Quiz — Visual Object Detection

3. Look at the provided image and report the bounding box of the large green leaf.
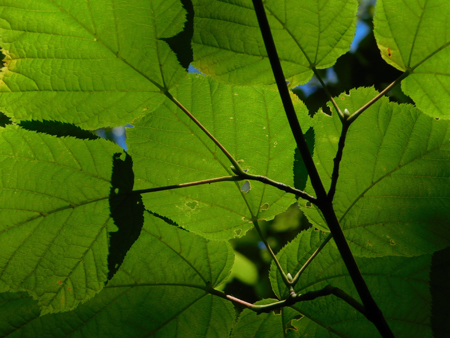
[127,74,309,239]
[0,125,121,313]
[0,0,188,129]
[299,87,450,257]
[192,0,357,87]
[374,0,450,119]
[0,213,236,338]
[270,228,435,338]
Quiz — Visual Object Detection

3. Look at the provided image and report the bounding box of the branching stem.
[252,1,395,337]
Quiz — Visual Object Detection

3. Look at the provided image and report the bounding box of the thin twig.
[128,176,242,195]
[295,286,367,317]
[291,233,332,287]
[347,71,410,124]
[312,67,344,120]
[245,174,317,204]
[253,220,291,287]
[165,92,248,176]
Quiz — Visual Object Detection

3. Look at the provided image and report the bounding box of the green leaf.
[300,87,450,257]
[0,213,236,337]
[271,230,435,337]
[127,74,309,239]
[0,292,40,337]
[231,299,302,338]
[374,0,450,119]
[0,0,188,129]
[0,125,121,313]
[192,0,357,87]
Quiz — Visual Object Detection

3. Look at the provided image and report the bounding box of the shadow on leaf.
[108,152,144,280]
[294,127,315,192]
[19,120,100,140]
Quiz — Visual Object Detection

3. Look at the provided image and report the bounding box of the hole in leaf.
[240,181,251,193]
[260,203,270,211]
[286,315,303,333]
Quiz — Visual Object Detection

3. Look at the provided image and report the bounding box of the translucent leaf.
[0,125,121,313]
[374,0,450,119]
[299,87,450,257]
[0,0,188,129]
[192,0,357,87]
[127,74,310,239]
[270,229,435,338]
[0,213,235,338]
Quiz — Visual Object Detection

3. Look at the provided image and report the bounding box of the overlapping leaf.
[374,0,450,119]
[0,213,235,338]
[192,0,357,87]
[127,74,309,239]
[269,228,435,338]
[0,125,121,313]
[299,87,450,257]
[0,0,188,129]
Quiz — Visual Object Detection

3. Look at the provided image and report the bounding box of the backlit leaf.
[0,213,235,337]
[0,0,188,129]
[374,0,450,119]
[127,74,310,239]
[270,229,435,337]
[0,125,121,313]
[299,87,450,257]
[192,0,357,87]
